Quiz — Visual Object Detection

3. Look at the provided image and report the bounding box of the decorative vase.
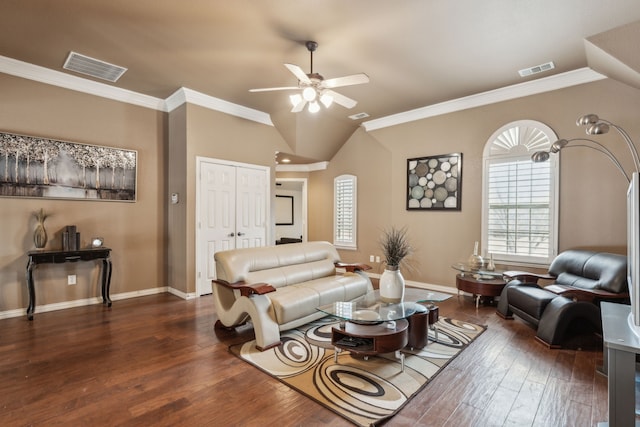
[33,208,48,249]
[379,266,405,303]
[467,241,484,270]
[486,253,495,271]
[34,223,47,249]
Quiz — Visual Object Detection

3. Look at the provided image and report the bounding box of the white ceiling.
[1,1,640,163]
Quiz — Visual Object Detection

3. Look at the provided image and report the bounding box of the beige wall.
[304,127,393,273]
[167,104,188,293]
[2,70,638,313]
[307,78,640,289]
[0,74,166,312]
[166,103,290,294]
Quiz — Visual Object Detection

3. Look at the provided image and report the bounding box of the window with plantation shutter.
[482,120,559,266]
[334,174,357,249]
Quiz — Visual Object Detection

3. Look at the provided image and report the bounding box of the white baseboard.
[0,286,170,320]
[0,279,454,320]
[405,280,456,296]
[167,287,198,300]
[366,272,456,296]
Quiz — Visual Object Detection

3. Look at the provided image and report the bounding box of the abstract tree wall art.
[0,131,137,201]
[407,153,462,210]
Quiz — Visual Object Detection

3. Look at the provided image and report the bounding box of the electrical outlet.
[376,256,381,263]
[68,274,76,285]
[369,255,375,262]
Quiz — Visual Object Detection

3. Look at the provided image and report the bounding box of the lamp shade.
[586,122,610,135]
[320,92,333,108]
[308,101,320,113]
[302,87,316,102]
[289,94,302,107]
[531,151,550,162]
[576,114,599,126]
[550,139,569,153]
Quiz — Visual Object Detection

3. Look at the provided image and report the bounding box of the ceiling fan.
[249,41,369,113]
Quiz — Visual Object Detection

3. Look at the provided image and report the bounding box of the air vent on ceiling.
[349,112,370,120]
[63,51,127,82]
[518,61,555,78]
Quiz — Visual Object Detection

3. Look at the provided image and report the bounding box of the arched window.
[334,174,357,249]
[482,120,559,266]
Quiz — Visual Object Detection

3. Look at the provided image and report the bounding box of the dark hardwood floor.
[0,291,609,426]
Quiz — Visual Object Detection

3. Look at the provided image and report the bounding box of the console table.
[26,247,113,320]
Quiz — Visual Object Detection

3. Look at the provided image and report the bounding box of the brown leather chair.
[496,250,628,348]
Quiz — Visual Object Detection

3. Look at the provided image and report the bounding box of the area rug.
[229,316,486,426]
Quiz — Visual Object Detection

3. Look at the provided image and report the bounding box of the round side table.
[455,273,506,308]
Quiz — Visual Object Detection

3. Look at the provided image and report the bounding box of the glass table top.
[316,287,451,324]
[451,262,506,280]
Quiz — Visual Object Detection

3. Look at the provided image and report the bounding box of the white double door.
[196,158,268,296]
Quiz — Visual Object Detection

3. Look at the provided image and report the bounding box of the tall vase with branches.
[379,226,412,303]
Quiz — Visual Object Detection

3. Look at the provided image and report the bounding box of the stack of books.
[62,225,81,251]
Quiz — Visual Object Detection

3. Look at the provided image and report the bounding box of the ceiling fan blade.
[284,63,311,84]
[325,90,357,109]
[322,73,369,89]
[249,86,299,92]
[291,99,307,113]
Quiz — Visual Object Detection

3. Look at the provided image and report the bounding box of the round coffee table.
[455,273,506,307]
[332,319,409,371]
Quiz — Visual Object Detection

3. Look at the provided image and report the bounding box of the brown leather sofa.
[496,250,628,347]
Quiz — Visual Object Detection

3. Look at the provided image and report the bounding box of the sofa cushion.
[267,273,370,324]
[215,241,340,286]
[507,286,557,320]
[549,250,627,293]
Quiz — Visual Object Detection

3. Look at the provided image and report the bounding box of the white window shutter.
[334,175,357,249]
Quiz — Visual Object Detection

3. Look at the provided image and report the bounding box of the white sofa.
[212,241,373,350]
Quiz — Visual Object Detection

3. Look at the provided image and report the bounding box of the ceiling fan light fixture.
[302,87,317,102]
[250,41,368,114]
[290,94,302,107]
[308,101,320,113]
[320,93,333,108]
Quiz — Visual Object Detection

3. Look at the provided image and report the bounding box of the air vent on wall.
[518,61,555,78]
[63,51,127,82]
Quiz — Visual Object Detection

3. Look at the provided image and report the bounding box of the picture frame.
[407,153,462,210]
[0,131,137,201]
[275,195,294,225]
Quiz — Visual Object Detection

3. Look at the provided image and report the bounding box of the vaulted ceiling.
[1,1,640,163]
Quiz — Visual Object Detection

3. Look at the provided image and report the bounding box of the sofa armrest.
[212,279,276,298]
[544,284,630,302]
[503,270,555,283]
[335,262,372,273]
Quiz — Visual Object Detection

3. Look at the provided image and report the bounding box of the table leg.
[395,350,405,372]
[101,258,112,307]
[425,311,430,346]
[25,259,35,320]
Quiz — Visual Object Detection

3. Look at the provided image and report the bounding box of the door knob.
[237,232,245,236]
[228,232,235,237]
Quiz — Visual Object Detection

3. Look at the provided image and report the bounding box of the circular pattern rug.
[230,316,486,426]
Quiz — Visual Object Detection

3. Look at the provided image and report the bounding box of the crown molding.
[0,55,273,126]
[361,67,607,132]
[275,161,329,172]
[0,55,166,110]
[1,54,603,131]
[166,88,273,126]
